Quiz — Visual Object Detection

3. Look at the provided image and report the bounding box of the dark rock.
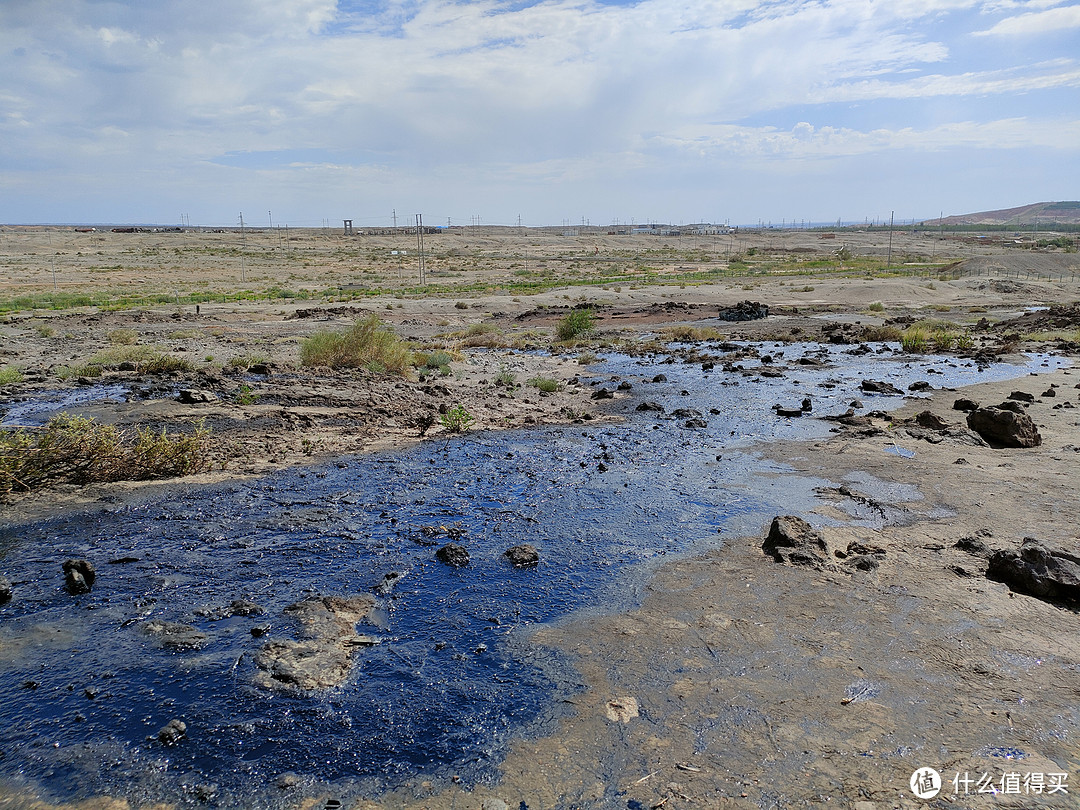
[63,559,96,594]
[797,356,826,367]
[987,538,1080,604]
[177,389,218,404]
[248,363,271,376]
[651,374,668,383]
[801,397,813,412]
[908,381,933,392]
[684,418,708,429]
[954,536,992,557]
[966,407,1041,448]
[436,544,470,568]
[0,575,11,605]
[773,406,803,418]
[914,411,950,431]
[1006,390,1035,403]
[157,719,187,745]
[590,388,614,400]
[504,544,539,568]
[850,399,864,409]
[717,300,769,321]
[617,381,632,390]
[860,379,903,395]
[635,401,664,413]
[952,398,979,412]
[762,516,828,568]
[140,620,209,650]
[846,554,880,572]
[997,400,1026,414]
[1042,387,1056,398]
[251,625,270,638]
[196,599,265,620]
[672,408,702,418]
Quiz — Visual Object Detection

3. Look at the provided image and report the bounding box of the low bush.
[300,314,412,375]
[107,328,138,345]
[1,414,211,495]
[529,377,560,393]
[0,366,23,385]
[556,308,595,341]
[440,404,474,433]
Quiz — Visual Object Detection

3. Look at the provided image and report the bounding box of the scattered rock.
[157,719,187,746]
[435,543,470,568]
[987,538,1080,605]
[773,405,803,418]
[966,407,1041,448]
[672,408,702,418]
[177,389,218,404]
[651,374,668,383]
[1042,387,1056,398]
[0,575,11,605]
[635,401,664,413]
[952,397,979,412]
[140,620,209,650]
[374,571,404,595]
[908,380,933,392]
[955,536,992,557]
[761,515,829,568]
[248,363,271,376]
[195,599,265,620]
[859,379,903,395]
[684,418,708,429]
[801,397,813,412]
[717,300,769,321]
[914,411,950,431]
[590,388,614,400]
[1006,390,1035,403]
[504,544,539,568]
[63,559,96,594]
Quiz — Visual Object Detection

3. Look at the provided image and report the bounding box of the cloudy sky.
[2,0,1078,226]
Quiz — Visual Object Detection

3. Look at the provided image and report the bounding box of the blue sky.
[1,0,1078,226]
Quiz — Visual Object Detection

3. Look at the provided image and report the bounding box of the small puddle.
[0,344,1068,806]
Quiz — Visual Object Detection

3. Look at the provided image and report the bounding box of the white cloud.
[974,3,1080,34]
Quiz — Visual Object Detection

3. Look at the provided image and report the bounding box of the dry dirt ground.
[1,230,1079,809]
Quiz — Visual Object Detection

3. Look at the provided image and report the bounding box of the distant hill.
[927,201,1080,226]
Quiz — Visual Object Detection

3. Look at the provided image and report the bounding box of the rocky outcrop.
[987,539,1080,605]
[436,543,470,568]
[717,301,769,321]
[504,544,540,568]
[157,719,187,745]
[859,379,903,396]
[966,407,1041,448]
[140,620,209,650]
[63,559,95,594]
[254,595,378,691]
[762,516,829,568]
[177,389,218,404]
[0,575,11,605]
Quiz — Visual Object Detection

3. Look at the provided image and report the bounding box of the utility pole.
[415,214,426,284]
[392,209,397,228]
[239,212,247,283]
[886,210,895,268]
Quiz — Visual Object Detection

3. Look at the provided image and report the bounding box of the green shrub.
[227,352,270,369]
[107,328,138,345]
[0,366,23,385]
[495,366,516,387]
[0,414,211,495]
[33,322,56,338]
[424,350,453,369]
[300,314,412,375]
[576,351,598,365]
[556,308,595,341]
[440,404,474,433]
[529,377,560,393]
[868,301,885,312]
[900,326,930,353]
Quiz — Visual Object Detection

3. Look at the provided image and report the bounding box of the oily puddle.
[0,343,1068,807]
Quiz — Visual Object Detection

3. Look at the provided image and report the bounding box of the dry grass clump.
[1,414,211,495]
[107,328,138,345]
[659,325,723,342]
[858,325,902,342]
[300,314,412,375]
[56,346,193,379]
[900,320,971,353]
